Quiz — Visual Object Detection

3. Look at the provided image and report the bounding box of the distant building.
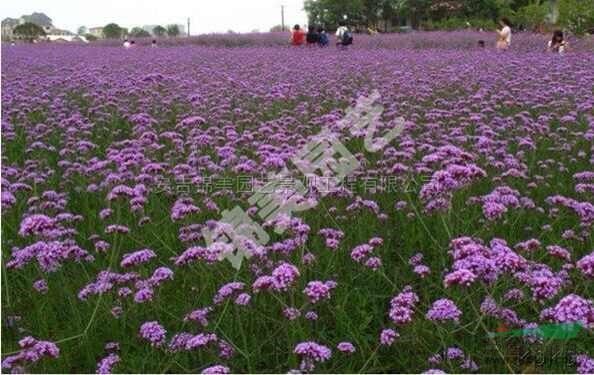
[88,27,104,38]
[20,12,53,29]
[50,28,74,36]
[46,34,88,43]
[2,12,77,41]
[1,17,20,40]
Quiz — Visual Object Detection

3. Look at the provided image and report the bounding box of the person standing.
[496,18,512,50]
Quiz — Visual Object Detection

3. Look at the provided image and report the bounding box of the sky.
[1,0,308,34]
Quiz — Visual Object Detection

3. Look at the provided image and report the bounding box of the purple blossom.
[577,252,594,278]
[139,321,166,347]
[201,365,230,374]
[540,294,594,328]
[380,328,399,346]
[33,279,48,294]
[303,280,337,304]
[1,336,60,371]
[96,353,120,374]
[336,342,356,353]
[120,249,156,268]
[294,341,332,371]
[575,354,594,374]
[426,299,462,323]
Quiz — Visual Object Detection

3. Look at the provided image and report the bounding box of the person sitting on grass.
[306,25,319,47]
[290,24,306,47]
[547,30,569,54]
[336,21,353,49]
[318,27,329,47]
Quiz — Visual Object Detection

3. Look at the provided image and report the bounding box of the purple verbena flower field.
[1,32,594,373]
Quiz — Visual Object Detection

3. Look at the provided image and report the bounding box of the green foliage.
[152,25,166,37]
[12,22,46,42]
[422,17,496,31]
[166,24,180,37]
[557,0,594,35]
[303,0,567,31]
[130,27,151,38]
[514,2,549,31]
[77,26,88,36]
[103,23,123,39]
[84,34,98,42]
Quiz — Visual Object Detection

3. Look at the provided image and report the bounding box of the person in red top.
[290,24,306,46]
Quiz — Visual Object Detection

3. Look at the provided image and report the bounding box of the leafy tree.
[130,27,151,38]
[166,24,180,37]
[13,22,46,42]
[103,23,123,39]
[303,0,556,31]
[84,33,98,41]
[77,26,88,35]
[153,25,166,37]
[514,2,548,31]
[557,0,594,35]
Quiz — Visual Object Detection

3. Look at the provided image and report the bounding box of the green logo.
[488,322,583,339]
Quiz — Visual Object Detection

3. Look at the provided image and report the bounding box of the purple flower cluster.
[540,294,594,328]
[1,337,60,372]
[351,237,384,270]
[318,228,344,250]
[303,280,337,304]
[120,248,157,268]
[201,365,230,374]
[336,342,356,354]
[294,341,332,372]
[379,328,399,346]
[139,321,167,347]
[252,262,301,292]
[96,353,120,374]
[388,285,419,324]
[426,299,462,323]
[575,354,594,374]
[577,252,594,278]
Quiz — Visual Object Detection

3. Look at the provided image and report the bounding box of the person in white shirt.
[335,21,354,49]
[547,30,569,54]
[335,21,348,46]
[123,39,131,48]
[496,17,512,50]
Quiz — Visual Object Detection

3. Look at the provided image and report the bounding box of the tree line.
[77,24,182,40]
[304,0,594,34]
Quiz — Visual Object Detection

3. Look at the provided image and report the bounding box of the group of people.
[290,21,353,48]
[485,17,568,53]
[123,39,158,48]
[118,17,570,54]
